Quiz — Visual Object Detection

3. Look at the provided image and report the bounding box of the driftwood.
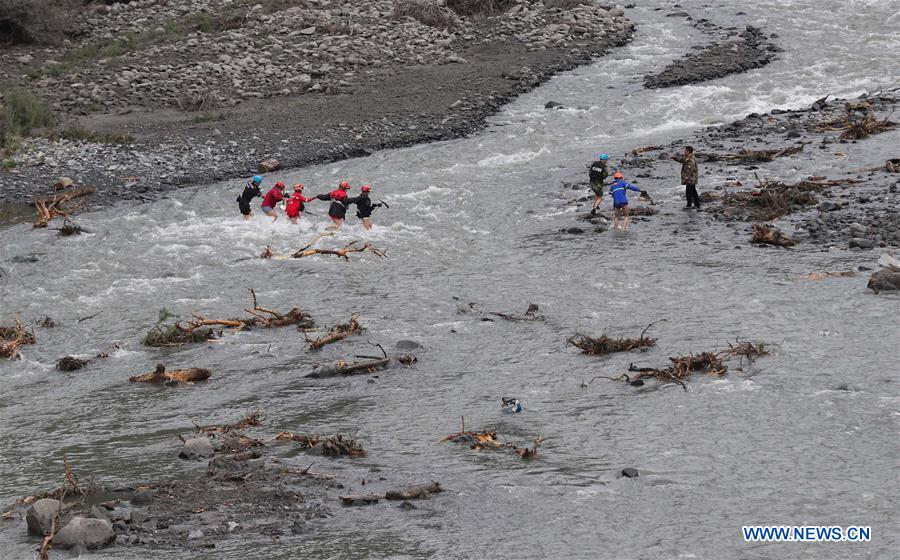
[307,314,361,350]
[751,224,797,247]
[567,320,663,356]
[0,316,36,360]
[274,432,366,457]
[814,102,896,140]
[33,188,94,228]
[441,417,543,459]
[144,289,314,346]
[801,271,856,281]
[488,303,544,322]
[340,481,443,506]
[307,343,416,378]
[715,176,862,222]
[129,364,211,384]
[36,513,57,560]
[196,411,262,434]
[262,233,386,261]
[697,146,803,163]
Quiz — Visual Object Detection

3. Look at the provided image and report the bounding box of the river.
[1,1,898,558]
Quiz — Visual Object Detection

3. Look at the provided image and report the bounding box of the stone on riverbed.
[26,498,64,536]
[867,266,900,294]
[178,437,215,460]
[53,516,115,550]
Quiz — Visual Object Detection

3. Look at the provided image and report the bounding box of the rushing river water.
[2,1,899,558]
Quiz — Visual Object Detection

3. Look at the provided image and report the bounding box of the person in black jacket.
[315,181,351,228]
[345,184,382,230]
[236,175,263,219]
[587,153,609,215]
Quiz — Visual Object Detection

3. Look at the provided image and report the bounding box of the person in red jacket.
[260,181,286,221]
[315,181,351,228]
[285,184,316,224]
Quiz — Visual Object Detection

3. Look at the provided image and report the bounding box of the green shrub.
[1,87,54,152]
[393,0,456,28]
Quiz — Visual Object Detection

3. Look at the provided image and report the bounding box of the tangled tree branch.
[33,188,94,228]
[306,314,362,350]
[0,316,36,360]
[567,320,664,356]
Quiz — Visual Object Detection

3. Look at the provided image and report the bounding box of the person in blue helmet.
[237,175,263,219]
[609,171,646,230]
[588,153,609,215]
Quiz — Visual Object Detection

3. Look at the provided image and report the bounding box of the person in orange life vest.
[260,181,287,221]
[285,184,316,224]
[315,181,351,227]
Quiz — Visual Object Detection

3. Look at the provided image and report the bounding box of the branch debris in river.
[274,432,366,457]
[587,341,770,391]
[696,145,803,163]
[441,417,543,459]
[260,232,386,261]
[814,101,897,140]
[0,316,36,360]
[306,314,362,350]
[195,411,263,434]
[567,320,663,356]
[307,342,417,378]
[340,481,443,506]
[712,176,861,222]
[56,345,118,372]
[143,289,314,346]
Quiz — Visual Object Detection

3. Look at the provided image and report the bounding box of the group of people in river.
[587,145,700,230]
[236,176,383,230]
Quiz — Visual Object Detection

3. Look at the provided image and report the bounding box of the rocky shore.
[0,0,634,207]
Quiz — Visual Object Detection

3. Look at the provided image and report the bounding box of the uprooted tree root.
[441,417,543,459]
[814,101,897,140]
[129,364,211,384]
[697,146,803,164]
[33,188,95,228]
[589,341,770,391]
[56,219,88,236]
[567,320,663,356]
[274,432,366,457]
[751,224,797,247]
[0,316,36,360]
[56,345,118,372]
[143,289,314,347]
[306,314,361,350]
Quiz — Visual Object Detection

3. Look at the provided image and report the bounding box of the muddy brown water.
[1,1,899,558]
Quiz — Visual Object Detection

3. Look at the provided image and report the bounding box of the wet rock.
[179,437,215,460]
[398,501,417,510]
[867,266,900,293]
[395,340,423,350]
[54,517,115,550]
[54,177,74,190]
[566,227,585,234]
[90,506,110,523]
[56,355,88,372]
[817,201,838,212]
[544,101,565,109]
[26,498,64,536]
[849,237,875,249]
[131,489,154,505]
[257,158,281,173]
[621,467,640,478]
[188,528,204,540]
[848,222,868,237]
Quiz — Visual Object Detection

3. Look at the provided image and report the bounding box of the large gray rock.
[26,498,64,536]
[178,437,215,460]
[53,517,115,550]
[868,266,900,294]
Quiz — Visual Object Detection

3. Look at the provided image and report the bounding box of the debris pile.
[0,317,36,360]
[274,432,366,457]
[567,321,662,356]
[751,224,797,247]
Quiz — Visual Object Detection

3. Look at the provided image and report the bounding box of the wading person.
[609,171,645,230]
[285,184,316,224]
[588,153,609,215]
[668,145,700,209]
[316,181,351,228]
[236,175,263,219]
[260,181,287,221]
[345,184,382,230]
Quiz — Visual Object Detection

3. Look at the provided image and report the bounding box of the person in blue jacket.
[609,171,646,230]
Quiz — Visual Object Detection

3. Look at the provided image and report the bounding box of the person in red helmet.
[260,181,287,221]
[345,184,383,230]
[315,181,351,228]
[285,184,317,224]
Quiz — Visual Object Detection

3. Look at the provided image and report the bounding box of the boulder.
[54,177,74,190]
[130,489,154,505]
[53,517,115,550]
[26,498,64,536]
[544,101,565,109]
[849,237,875,249]
[621,467,640,478]
[178,437,215,460]
[867,266,900,294]
[257,159,281,173]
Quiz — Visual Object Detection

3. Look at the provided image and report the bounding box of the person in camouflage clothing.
[669,145,700,209]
